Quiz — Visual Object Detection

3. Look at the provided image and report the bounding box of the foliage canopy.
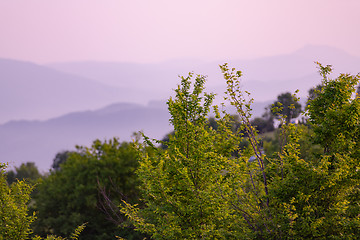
[121,63,360,239]
[33,138,144,240]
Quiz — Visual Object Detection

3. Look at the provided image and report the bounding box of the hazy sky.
[1,0,359,64]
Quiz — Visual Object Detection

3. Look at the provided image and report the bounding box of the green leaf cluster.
[1,163,85,240]
[0,163,35,240]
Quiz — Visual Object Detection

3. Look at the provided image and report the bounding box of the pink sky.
[0,0,359,64]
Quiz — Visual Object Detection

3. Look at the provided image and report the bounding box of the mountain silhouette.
[47,45,360,103]
[0,102,171,171]
[0,58,140,123]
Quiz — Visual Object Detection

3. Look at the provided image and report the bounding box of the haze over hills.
[2,45,359,124]
[0,58,146,123]
[1,45,360,171]
[0,102,171,171]
[47,45,360,103]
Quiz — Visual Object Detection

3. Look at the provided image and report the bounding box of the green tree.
[265,63,360,239]
[15,162,41,180]
[1,163,85,240]
[33,139,144,240]
[230,62,360,238]
[307,63,360,154]
[6,162,42,185]
[121,63,360,239]
[52,151,73,171]
[0,163,35,239]
[121,72,247,239]
[271,92,302,124]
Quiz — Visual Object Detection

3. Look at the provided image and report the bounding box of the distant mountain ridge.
[0,102,171,171]
[0,58,144,123]
[47,45,360,103]
[1,45,359,123]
